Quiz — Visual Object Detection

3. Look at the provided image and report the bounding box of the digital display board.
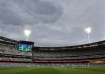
[17,41,34,52]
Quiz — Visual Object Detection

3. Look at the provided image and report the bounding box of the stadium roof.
[0,0,105,47]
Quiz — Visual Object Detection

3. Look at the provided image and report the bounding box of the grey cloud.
[0,0,105,47]
[13,0,63,24]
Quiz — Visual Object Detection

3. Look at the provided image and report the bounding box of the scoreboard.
[17,41,34,52]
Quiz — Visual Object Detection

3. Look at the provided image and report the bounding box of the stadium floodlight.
[84,27,92,43]
[24,29,31,41]
[85,27,92,34]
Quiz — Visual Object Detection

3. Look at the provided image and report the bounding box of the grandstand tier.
[0,36,105,64]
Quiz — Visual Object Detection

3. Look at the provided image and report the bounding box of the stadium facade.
[0,36,105,65]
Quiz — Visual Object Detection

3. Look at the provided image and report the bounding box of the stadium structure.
[0,36,105,66]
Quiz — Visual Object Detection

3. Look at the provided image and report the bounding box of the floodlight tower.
[84,27,92,43]
[24,29,31,41]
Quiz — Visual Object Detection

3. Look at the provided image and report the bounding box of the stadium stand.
[0,36,32,64]
[0,36,105,65]
[33,40,105,64]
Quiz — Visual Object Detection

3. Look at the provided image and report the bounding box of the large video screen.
[17,41,34,52]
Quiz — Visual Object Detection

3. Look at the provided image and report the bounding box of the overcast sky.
[0,0,105,46]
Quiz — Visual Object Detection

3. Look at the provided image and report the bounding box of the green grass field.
[0,67,105,74]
